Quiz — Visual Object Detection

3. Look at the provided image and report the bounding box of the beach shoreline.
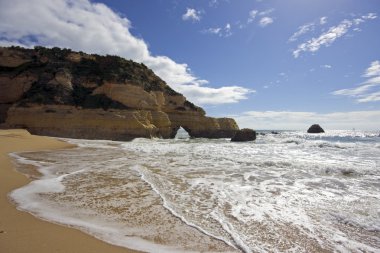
[0,129,140,253]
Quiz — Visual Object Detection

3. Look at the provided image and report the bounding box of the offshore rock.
[231,128,256,142]
[307,124,325,133]
[0,46,239,140]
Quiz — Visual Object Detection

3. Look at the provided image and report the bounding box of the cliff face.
[0,46,239,140]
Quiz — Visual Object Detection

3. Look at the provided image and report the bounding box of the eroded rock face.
[5,105,170,140]
[0,46,239,140]
[92,83,159,110]
[54,69,73,90]
[0,73,37,103]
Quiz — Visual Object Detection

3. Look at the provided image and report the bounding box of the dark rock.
[271,131,279,134]
[0,104,11,123]
[307,124,325,133]
[231,128,256,142]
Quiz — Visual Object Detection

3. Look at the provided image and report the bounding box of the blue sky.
[1,0,380,130]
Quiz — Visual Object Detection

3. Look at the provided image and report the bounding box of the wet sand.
[0,129,141,253]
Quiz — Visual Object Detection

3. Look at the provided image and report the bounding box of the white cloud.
[293,20,352,58]
[235,110,380,130]
[292,13,377,58]
[182,8,202,22]
[357,91,380,102]
[224,23,232,37]
[175,85,254,105]
[289,16,328,43]
[259,9,274,16]
[259,17,274,27]
[321,64,332,69]
[332,61,380,103]
[248,9,274,26]
[333,84,375,96]
[353,18,364,25]
[0,0,251,106]
[289,23,315,42]
[202,23,232,37]
[364,60,380,77]
[362,13,377,19]
[202,27,222,35]
[320,16,328,25]
[248,10,259,23]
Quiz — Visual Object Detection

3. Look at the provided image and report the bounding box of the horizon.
[1,0,379,130]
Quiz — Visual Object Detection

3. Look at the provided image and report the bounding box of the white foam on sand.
[131,164,239,251]
[9,146,236,253]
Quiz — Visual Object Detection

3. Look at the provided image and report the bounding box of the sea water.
[9,130,380,252]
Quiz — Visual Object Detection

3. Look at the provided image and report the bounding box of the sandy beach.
[0,129,140,253]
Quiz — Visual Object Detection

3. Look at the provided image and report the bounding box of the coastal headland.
[0,46,239,141]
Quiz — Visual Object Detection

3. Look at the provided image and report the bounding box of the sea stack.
[231,128,256,142]
[307,124,325,133]
[0,46,239,140]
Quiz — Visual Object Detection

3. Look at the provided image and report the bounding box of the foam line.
[211,211,252,253]
[132,164,240,251]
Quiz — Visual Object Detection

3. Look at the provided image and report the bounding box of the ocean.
[9,130,380,253]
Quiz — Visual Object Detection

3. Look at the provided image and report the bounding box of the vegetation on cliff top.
[1,46,192,110]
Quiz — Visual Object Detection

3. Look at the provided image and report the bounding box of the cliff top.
[0,46,202,112]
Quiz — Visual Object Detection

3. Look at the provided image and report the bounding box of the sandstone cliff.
[0,46,239,140]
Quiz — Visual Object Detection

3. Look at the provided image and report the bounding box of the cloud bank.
[332,60,380,103]
[0,0,252,105]
[236,110,380,130]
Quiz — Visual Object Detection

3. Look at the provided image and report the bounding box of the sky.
[0,0,380,130]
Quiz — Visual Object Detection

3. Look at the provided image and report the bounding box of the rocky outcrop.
[168,112,238,138]
[231,128,256,142]
[0,46,239,140]
[307,124,325,133]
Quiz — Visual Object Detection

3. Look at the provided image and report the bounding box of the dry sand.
[0,129,140,253]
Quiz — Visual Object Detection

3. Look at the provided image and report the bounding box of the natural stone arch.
[174,126,191,139]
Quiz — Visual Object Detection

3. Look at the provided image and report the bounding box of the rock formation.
[231,128,256,142]
[307,124,325,133]
[0,46,239,140]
